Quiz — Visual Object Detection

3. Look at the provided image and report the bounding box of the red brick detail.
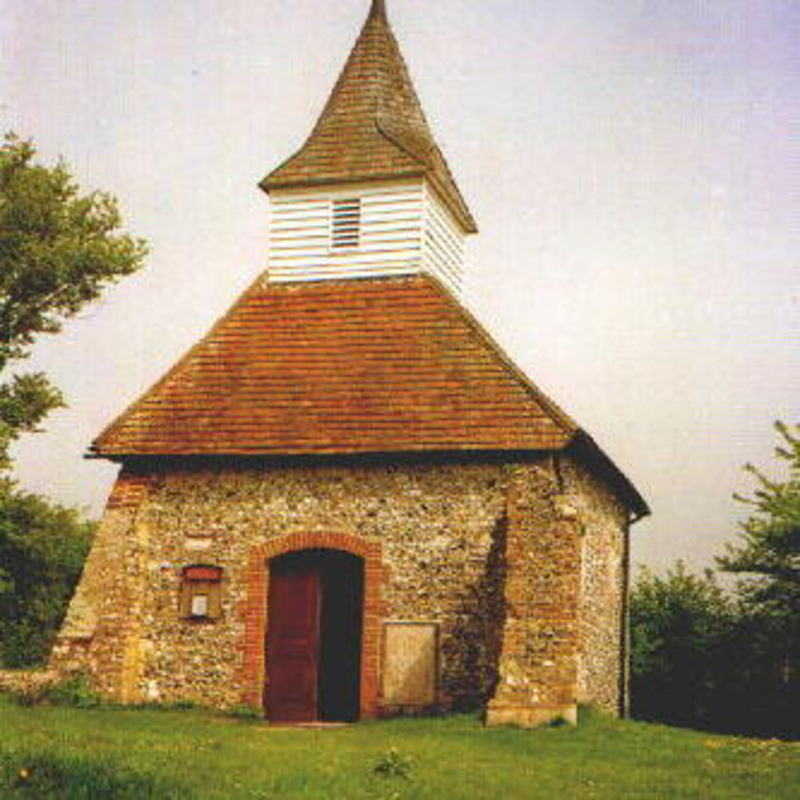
[239,532,383,719]
[489,467,582,718]
[105,470,155,510]
[183,565,223,582]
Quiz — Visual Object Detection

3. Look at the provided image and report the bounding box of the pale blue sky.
[3,0,799,571]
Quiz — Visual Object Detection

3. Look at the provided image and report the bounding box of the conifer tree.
[718,422,800,626]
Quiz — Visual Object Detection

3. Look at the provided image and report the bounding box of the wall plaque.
[382,622,438,706]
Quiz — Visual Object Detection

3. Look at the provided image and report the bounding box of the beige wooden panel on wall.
[382,622,438,706]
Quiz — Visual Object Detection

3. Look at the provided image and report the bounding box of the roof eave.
[566,430,650,521]
[260,169,477,235]
[259,168,426,195]
[423,173,478,234]
[86,443,580,466]
[87,440,574,461]
[87,437,648,523]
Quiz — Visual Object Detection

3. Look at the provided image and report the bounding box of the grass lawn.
[0,697,798,798]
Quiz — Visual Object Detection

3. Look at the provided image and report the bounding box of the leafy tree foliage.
[631,424,800,737]
[718,421,800,642]
[0,480,93,667]
[0,134,145,666]
[0,133,147,467]
[630,561,799,738]
[630,562,735,729]
[719,421,800,735]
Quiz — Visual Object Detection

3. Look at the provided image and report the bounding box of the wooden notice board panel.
[382,622,438,706]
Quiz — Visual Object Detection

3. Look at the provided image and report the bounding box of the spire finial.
[369,0,387,21]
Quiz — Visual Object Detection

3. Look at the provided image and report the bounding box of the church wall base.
[485,703,578,728]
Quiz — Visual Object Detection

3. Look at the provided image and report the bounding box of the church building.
[51,0,648,727]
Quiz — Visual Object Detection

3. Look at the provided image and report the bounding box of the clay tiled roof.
[260,0,477,233]
[91,275,577,457]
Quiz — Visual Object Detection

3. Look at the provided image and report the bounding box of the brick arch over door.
[240,532,383,718]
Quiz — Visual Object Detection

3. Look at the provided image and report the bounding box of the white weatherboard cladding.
[267,181,424,283]
[266,179,467,292]
[422,182,465,293]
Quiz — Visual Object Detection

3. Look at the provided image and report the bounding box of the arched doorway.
[266,549,364,722]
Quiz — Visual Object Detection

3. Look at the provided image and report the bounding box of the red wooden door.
[266,557,320,722]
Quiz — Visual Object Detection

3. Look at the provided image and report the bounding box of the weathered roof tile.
[92,275,576,457]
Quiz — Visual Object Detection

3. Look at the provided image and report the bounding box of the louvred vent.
[332,198,361,249]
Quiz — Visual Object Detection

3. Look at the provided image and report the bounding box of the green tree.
[630,562,734,728]
[0,480,93,666]
[630,425,800,737]
[0,132,147,468]
[0,133,145,666]
[717,421,800,725]
[718,421,800,619]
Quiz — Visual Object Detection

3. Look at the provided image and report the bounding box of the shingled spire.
[261,0,476,233]
[369,0,387,20]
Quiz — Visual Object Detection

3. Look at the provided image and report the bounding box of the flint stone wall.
[51,453,629,719]
[0,669,59,698]
[562,457,630,714]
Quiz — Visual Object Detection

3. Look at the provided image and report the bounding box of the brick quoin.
[240,532,383,718]
[105,470,154,510]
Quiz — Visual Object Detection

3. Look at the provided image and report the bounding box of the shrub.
[372,747,413,779]
[227,704,262,721]
[0,483,93,668]
[42,675,101,709]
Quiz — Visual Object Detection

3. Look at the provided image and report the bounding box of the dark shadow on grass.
[1,751,188,799]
